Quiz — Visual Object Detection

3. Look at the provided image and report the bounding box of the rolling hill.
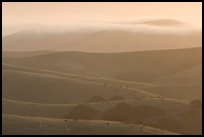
[2,50,55,58]
[149,64,202,100]
[3,47,202,82]
[2,47,202,135]
[3,68,152,104]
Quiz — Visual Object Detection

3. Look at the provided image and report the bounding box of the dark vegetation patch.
[88,96,107,103]
[63,104,98,120]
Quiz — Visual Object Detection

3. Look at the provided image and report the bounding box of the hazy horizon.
[2,2,202,53]
[2,2,202,36]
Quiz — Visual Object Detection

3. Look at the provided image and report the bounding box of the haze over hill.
[2,23,202,134]
[2,2,202,135]
[128,19,187,26]
[2,19,202,52]
[3,41,202,135]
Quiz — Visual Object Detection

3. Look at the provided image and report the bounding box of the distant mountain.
[2,19,201,52]
[2,30,95,52]
[73,30,201,52]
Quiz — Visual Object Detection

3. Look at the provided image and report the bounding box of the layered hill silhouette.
[2,18,202,135]
[3,47,202,82]
[3,47,202,135]
[3,47,201,102]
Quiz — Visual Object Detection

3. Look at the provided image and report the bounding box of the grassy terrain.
[3,114,180,135]
[2,47,202,135]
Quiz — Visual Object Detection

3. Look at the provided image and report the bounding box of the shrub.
[102,102,132,122]
[109,95,125,101]
[63,104,98,120]
[190,99,202,110]
[88,96,107,103]
[131,105,166,122]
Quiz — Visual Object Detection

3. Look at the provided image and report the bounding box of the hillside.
[2,50,55,58]
[3,98,201,135]
[149,64,202,100]
[3,114,180,135]
[2,47,202,134]
[3,47,202,82]
[3,69,151,104]
[2,98,189,119]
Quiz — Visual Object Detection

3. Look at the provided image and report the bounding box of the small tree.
[63,104,98,120]
[190,99,202,110]
[102,102,132,122]
[88,96,107,103]
[109,95,125,101]
[131,105,166,122]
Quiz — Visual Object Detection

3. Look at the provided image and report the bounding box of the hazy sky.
[2,2,202,35]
